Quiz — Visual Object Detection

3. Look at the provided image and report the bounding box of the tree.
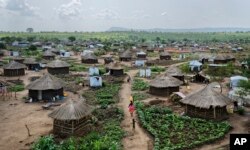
[27,36,35,42]
[0,43,6,49]
[26,28,34,33]
[68,36,76,42]
[29,45,37,51]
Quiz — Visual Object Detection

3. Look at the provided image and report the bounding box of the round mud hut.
[119,50,132,61]
[165,66,184,82]
[160,51,171,60]
[180,83,231,120]
[26,73,64,101]
[3,61,26,76]
[43,50,56,60]
[47,59,70,75]
[81,53,98,64]
[49,99,93,137]
[106,62,124,76]
[149,76,183,96]
[214,55,227,64]
[23,58,40,70]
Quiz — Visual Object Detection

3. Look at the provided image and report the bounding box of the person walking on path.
[128,101,135,117]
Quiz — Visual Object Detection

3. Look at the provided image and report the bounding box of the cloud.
[55,0,82,19]
[0,0,6,8]
[131,10,151,19]
[161,12,167,16]
[95,9,120,20]
[5,0,39,16]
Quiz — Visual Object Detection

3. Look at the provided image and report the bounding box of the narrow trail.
[119,70,153,150]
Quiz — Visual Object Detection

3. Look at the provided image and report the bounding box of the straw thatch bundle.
[180,83,231,109]
[49,99,93,120]
[3,61,26,69]
[149,76,183,88]
[47,59,70,68]
[27,73,64,90]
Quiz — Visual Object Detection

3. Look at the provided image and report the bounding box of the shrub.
[237,107,245,115]
[32,135,57,150]
[132,79,149,91]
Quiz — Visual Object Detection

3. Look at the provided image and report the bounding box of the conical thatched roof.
[43,50,55,56]
[160,51,171,56]
[149,76,183,88]
[23,58,39,64]
[165,66,183,76]
[12,56,25,60]
[26,73,64,90]
[3,61,26,69]
[120,50,132,58]
[47,59,70,68]
[107,62,123,70]
[214,55,226,61]
[82,53,97,60]
[225,54,235,60]
[48,99,93,120]
[180,83,231,109]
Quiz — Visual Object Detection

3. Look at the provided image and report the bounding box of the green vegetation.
[151,66,166,73]
[136,102,231,150]
[69,64,87,72]
[179,63,191,74]
[82,84,121,107]
[9,84,25,92]
[132,79,149,91]
[148,52,158,57]
[132,92,151,101]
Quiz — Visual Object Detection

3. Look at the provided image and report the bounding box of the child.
[128,101,135,117]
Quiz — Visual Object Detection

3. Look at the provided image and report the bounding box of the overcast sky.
[0,0,250,32]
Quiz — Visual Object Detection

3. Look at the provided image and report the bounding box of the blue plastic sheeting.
[135,60,145,67]
[89,67,99,76]
[139,68,151,77]
[230,75,248,89]
[90,76,102,87]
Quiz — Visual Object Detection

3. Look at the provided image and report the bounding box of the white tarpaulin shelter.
[90,76,102,87]
[228,88,250,106]
[135,60,145,67]
[10,51,19,57]
[60,50,70,57]
[89,67,99,76]
[230,76,248,89]
[139,68,151,77]
[189,60,202,71]
[82,50,94,56]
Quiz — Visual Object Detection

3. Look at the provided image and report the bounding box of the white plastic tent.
[189,60,202,71]
[10,51,19,57]
[81,50,94,56]
[228,88,250,106]
[60,50,70,57]
[90,76,102,87]
[139,68,151,77]
[89,67,99,76]
[135,60,145,67]
[230,76,248,89]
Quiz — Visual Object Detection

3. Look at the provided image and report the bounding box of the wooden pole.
[213,107,216,119]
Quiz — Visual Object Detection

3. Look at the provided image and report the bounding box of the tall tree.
[26,28,34,33]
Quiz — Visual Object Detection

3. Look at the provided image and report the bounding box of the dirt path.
[119,70,153,150]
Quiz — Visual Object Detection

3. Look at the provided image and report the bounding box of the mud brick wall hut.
[136,51,147,60]
[160,51,171,60]
[43,50,56,60]
[119,50,132,61]
[106,62,124,76]
[3,61,26,76]
[81,53,98,64]
[23,58,40,70]
[149,76,183,96]
[49,99,93,137]
[180,83,231,120]
[47,59,70,75]
[165,66,184,82]
[26,73,64,101]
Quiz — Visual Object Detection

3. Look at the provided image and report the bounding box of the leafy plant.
[32,135,57,150]
[132,79,149,91]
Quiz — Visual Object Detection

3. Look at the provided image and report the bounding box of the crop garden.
[132,79,149,91]
[136,102,231,150]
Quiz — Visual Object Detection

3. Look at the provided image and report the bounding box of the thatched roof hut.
[180,83,231,120]
[81,53,98,64]
[165,67,184,82]
[214,55,227,64]
[47,59,70,75]
[43,50,56,60]
[160,51,171,60]
[49,99,93,137]
[106,62,124,76]
[149,76,183,96]
[3,61,26,76]
[225,55,235,62]
[26,73,64,101]
[119,50,132,61]
[12,56,25,64]
[23,58,40,70]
